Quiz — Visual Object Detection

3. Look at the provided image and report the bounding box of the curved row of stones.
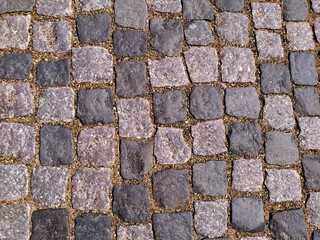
[0,0,320,239]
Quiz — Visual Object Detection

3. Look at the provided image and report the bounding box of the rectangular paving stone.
[75,0,111,11]
[36,0,72,16]
[184,21,213,46]
[0,53,32,80]
[0,0,34,13]
[255,31,283,60]
[286,22,314,51]
[252,3,282,29]
[313,0,320,13]
[182,0,213,20]
[282,0,308,21]
[149,0,182,13]
[302,154,320,190]
[306,192,320,227]
[36,59,70,86]
[117,224,153,240]
[215,0,244,11]
[294,87,320,116]
[298,117,320,150]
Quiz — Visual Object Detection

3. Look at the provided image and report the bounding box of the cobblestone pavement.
[1,0,320,239]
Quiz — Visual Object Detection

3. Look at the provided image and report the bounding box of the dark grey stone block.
[36,59,70,86]
[0,0,35,13]
[294,87,320,116]
[290,52,317,86]
[283,0,308,21]
[302,154,320,190]
[215,0,244,12]
[313,230,320,240]
[0,53,32,80]
[182,0,213,20]
[184,21,213,46]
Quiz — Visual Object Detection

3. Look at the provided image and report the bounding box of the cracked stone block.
[283,0,308,21]
[0,15,31,50]
[269,209,308,240]
[153,169,190,210]
[306,192,320,227]
[115,0,147,29]
[76,13,111,43]
[232,159,263,192]
[0,83,35,119]
[182,0,213,20]
[120,139,153,180]
[192,120,227,156]
[225,87,260,119]
[115,61,149,98]
[195,200,228,238]
[0,164,28,201]
[149,0,181,13]
[117,224,153,240]
[117,98,154,138]
[75,214,111,240]
[0,204,30,240]
[286,22,314,51]
[290,52,317,86]
[150,18,183,56]
[31,167,68,207]
[255,31,283,60]
[149,57,189,87]
[113,183,150,223]
[215,0,243,11]
[38,87,74,123]
[265,169,302,202]
[153,212,192,240]
[72,46,113,83]
[153,90,187,124]
[221,47,256,83]
[72,168,111,211]
[36,0,72,16]
[314,230,320,240]
[298,117,320,150]
[252,3,281,29]
[315,18,320,42]
[231,198,265,233]
[184,47,218,83]
[302,154,320,190]
[294,88,320,116]
[193,161,228,196]
[36,59,70,86]
[33,21,71,53]
[31,209,69,240]
[184,21,213,46]
[0,0,34,13]
[313,0,320,12]
[263,95,295,130]
[216,12,249,45]
[0,53,32,80]
[260,63,291,94]
[75,0,111,11]
[113,30,147,57]
[76,89,114,125]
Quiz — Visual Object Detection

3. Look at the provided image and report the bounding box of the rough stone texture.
[302,154,320,190]
[113,183,150,223]
[216,12,249,45]
[75,0,111,11]
[36,59,70,86]
[117,98,154,139]
[194,200,228,238]
[149,0,182,13]
[215,0,244,11]
[77,126,115,167]
[182,0,213,20]
[0,122,36,163]
[241,238,270,240]
[314,18,320,42]
[114,0,147,29]
[117,224,153,240]
[153,90,187,124]
[120,139,153,180]
[228,121,261,157]
[75,213,111,240]
[260,63,291,94]
[38,87,74,123]
[294,88,320,116]
[283,0,308,21]
[193,161,228,196]
[231,198,265,233]
[72,168,111,211]
[221,47,256,83]
[298,117,320,150]
[192,120,227,156]
[0,15,31,50]
[184,47,218,83]
[252,3,282,29]
[306,192,320,227]
[31,167,68,207]
[263,95,295,130]
[76,89,114,125]
[0,53,32,80]
[115,61,149,98]
[113,30,147,57]
[265,169,302,202]
[152,169,190,209]
[232,159,263,192]
[0,0,34,13]
[152,212,192,240]
[0,204,30,240]
[0,83,35,119]
[33,21,71,53]
[265,131,299,165]
[190,86,223,120]
[76,13,111,43]
[149,57,189,87]
[72,46,113,83]
[255,31,283,60]
[313,0,320,12]
[314,230,320,240]
[286,22,314,51]
[36,0,72,16]
[184,21,213,46]
[0,164,28,201]
[269,209,308,240]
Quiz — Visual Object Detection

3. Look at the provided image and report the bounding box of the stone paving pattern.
[0,0,320,239]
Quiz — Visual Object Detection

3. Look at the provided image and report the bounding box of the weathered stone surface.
[36,59,70,86]
[286,22,314,51]
[313,0,320,12]
[36,0,72,16]
[0,15,31,50]
[113,30,147,57]
[299,117,320,150]
[255,31,283,60]
[302,154,320,190]
[193,161,228,196]
[0,53,32,80]
[153,169,189,209]
[113,183,150,223]
[117,98,154,138]
[306,192,320,227]
[76,13,111,43]
[315,18,320,42]
[149,18,183,56]
[31,167,68,207]
[314,230,320,240]
[192,120,227,156]
[215,0,243,11]
[33,21,71,53]
[72,46,113,83]
[149,0,182,13]
[283,0,308,21]
[195,200,228,238]
[76,89,114,125]
[231,198,265,233]
[40,125,74,166]
[0,0,34,13]
[184,47,218,83]
[294,88,320,116]
[290,52,317,86]
[38,87,74,123]
[75,0,111,11]
[117,224,153,240]
[232,159,263,192]
[182,0,213,20]
[241,238,270,240]
[252,3,281,29]
[265,169,302,202]
[72,168,111,211]
[115,0,147,29]
[184,21,213,46]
